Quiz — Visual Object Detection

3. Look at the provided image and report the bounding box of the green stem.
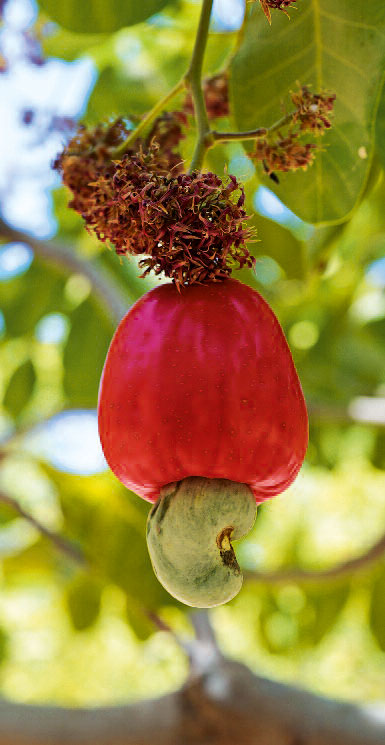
[211,112,295,145]
[213,127,268,143]
[186,0,214,172]
[112,79,186,158]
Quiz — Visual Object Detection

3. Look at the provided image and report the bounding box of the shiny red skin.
[98,278,308,503]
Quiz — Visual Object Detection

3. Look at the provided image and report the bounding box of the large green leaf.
[375,84,385,169]
[3,360,36,419]
[39,0,178,34]
[231,1,385,225]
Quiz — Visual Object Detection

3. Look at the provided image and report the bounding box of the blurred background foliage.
[0,0,384,709]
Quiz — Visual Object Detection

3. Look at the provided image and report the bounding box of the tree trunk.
[0,656,384,745]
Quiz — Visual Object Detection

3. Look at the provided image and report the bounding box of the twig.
[244,530,385,584]
[212,111,294,143]
[0,489,87,566]
[0,217,128,324]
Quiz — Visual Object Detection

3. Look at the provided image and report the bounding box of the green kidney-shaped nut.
[146,477,257,608]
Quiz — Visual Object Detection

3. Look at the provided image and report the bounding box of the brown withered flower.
[53,118,130,216]
[134,172,254,287]
[252,133,316,175]
[83,158,254,287]
[54,112,187,219]
[291,85,336,134]
[146,110,187,174]
[184,72,229,120]
[79,142,174,247]
[258,0,297,24]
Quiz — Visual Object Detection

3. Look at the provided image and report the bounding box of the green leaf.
[2,260,64,337]
[63,298,112,407]
[3,360,36,418]
[42,27,108,61]
[86,66,155,123]
[302,583,350,646]
[252,214,307,279]
[66,574,102,631]
[45,466,179,610]
[39,0,178,34]
[375,84,385,169]
[105,520,176,608]
[369,565,385,650]
[0,629,9,665]
[259,581,349,653]
[125,600,154,641]
[231,1,385,225]
[372,431,385,470]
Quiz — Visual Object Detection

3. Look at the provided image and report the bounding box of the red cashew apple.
[98,278,308,607]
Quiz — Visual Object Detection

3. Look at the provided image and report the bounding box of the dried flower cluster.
[54,113,186,214]
[120,170,254,287]
[251,84,335,179]
[53,119,129,215]
[184,73,229,120]
[254,133,316,176]
[258,0,298,24]
[145,110,187,174]
[55,119,254,288]
[291,85,336,134]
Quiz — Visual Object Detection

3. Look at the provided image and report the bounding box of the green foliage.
[252,214,306,280]
[44,466,178,613]
[1,260,64,337]
[375,85,385,170]
[3,359,36,418]
[39,0,178,33]
[0,629,9,666]
[369,564,385,650]
[259,581,350,653]
[125,600,154,641]
[231,0,385,224]
[66,573,103,631]
[86,66,155,121]
[63,298,112,407]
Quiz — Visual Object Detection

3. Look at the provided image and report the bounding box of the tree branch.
[244,529,385,585]
[0,217,128,324]
[0,655,383,745]
[0,489,87,566]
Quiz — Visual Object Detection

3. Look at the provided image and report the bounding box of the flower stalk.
[185,0,215,172]
[112,79,186,158]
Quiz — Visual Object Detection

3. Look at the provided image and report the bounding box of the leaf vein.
[319,8,385,37]
[323,46,367,80]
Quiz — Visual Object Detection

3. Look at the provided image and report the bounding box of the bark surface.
[1,655,384,745]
